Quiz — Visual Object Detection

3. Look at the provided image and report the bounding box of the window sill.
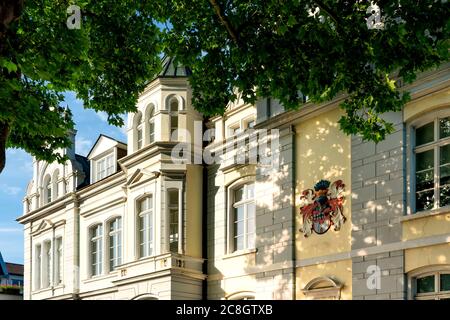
[401,206,450,222]
[222,248,257,260]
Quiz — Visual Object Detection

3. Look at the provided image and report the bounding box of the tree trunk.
[0,122,9,174]
[0,0,23,39]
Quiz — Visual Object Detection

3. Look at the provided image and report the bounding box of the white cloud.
[0,184,21,196]
[75,136,92,156]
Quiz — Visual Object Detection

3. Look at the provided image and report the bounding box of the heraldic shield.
[299,180,346,237]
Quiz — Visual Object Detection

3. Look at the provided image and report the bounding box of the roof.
[75,154,90,189]
[158,56,191,78]
[5,263,23,276]
[86,134,127,159]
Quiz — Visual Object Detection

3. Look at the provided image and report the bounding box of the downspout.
[291,125,297,300]
[202,165,208,300]
[72,193,80,300]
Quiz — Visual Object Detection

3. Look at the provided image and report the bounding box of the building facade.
[17,59,450,300]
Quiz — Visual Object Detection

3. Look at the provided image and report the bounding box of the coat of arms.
[299,180,346,237]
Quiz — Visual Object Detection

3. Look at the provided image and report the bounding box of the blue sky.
[0,92,127,264]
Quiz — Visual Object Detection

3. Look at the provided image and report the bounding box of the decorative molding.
[301,276,343,300]
[79,196,127,218]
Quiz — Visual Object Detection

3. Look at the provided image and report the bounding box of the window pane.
[234,187,244,202]
[234,206,244,222]
[441,145,450,166]
[416,122,434,146]
[416,169,434,191]
[417,275,435,293]
[440,117,450,139]
[170,100,179,112]
[416,150,434,172]
[235,220,244,236]
[234,236,244,251]
[441,274,450,292]
[169,190,179,205]
[416,190,434,212]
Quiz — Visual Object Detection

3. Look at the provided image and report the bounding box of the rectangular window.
[109,217,122,271]
[91,225,103,277]
[96,154,114,181]
[35,244,41,290]
[232,183,256,252]
[55,237,63,285]
[43,241,52,288]
[168,190,179,253]
[139,196,153,258]
[414,116,450,212]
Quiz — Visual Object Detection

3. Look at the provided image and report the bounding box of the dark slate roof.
[159,56,191,77]
[75,154,90,189]
[5,263,23,276]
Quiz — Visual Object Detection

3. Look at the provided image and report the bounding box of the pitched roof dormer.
[87,134,127,184]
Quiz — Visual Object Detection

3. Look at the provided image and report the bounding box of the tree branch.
[0,122,10,174]
[208,0,240,45]
[314,0,340,27]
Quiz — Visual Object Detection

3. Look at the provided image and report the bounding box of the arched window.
[90,224,103,277]
[227,292,256,300]
[43,175,52,204]
[134,112,143,150]
[52,169,60,199]
[232,183,255,252]
[147,105,155,144]
[409,266,450,300]
[169,97,179,141]
[138,196,154,258]
[108,217,122,271]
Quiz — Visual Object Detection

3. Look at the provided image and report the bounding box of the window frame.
[108,217,122,272]
[95,152,115,182]
[54,237,63,285]
[90,224,103,277]
[137,195,155,259]
[410,269,450,300]
[226,178,256,254]
[167,188,180,253]
[409,109,450,214]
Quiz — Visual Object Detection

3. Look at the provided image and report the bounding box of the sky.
[0,92,127,264]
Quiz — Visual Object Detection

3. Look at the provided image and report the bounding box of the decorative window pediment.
[302,277,343,300]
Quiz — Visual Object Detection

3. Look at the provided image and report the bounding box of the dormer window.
[96,153,114,181]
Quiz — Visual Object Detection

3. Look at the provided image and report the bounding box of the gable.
[87,135,119,160]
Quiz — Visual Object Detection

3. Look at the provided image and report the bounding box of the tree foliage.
[0,0,448,173]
